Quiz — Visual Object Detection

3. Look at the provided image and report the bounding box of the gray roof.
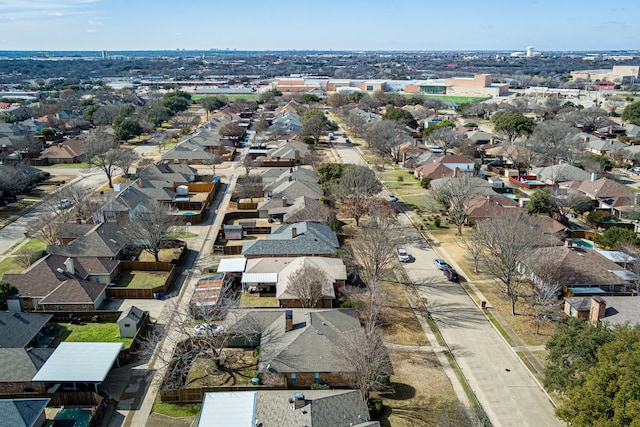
[32,342,123,382]
[0,399,49,427]
[565,296,640,328]
[117,305,145,324]
[225,308,361,374]
[199,390,377,427]
[0,348,54,382]
[530,164,591,183]
[47,223,126,258]
[586,138,627,152]
[267,180,323,201]
[242,222,339,256]
[0,312,52,348]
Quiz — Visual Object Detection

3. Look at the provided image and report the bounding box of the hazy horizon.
[1,0,638,52]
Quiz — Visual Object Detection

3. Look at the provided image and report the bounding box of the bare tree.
[345,109,368,138]
[14,248,40,269]
[423,98,446,116]
[530,282,562,335]
[286,265,328,308]
[335,327,392,401]
[125,200,179,262]
[528,121,582,165]
[207,152,222,176]
[242,155,256,176]
[458,229,485,274]
[327,92,347,109]
[426,127,464,155]
[86,127,119,188]
[26,214,60,246]
[432,175,476,235]
[348,215,400,328]
[333,165,382,227]
[476,213,558,315]
[365,120,407,165]
[114,148,140,178]
[234,175,263,202]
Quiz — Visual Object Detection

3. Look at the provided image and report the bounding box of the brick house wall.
[263,371,353,388]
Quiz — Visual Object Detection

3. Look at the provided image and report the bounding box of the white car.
[397,248,410,262]
[632,166,640,173]
[194,324,224,336]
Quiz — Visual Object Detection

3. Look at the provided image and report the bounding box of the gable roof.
[277,257,346,301]
[38,138,86,160]
[0,312,52,348]
[434,154,475,165]
[0,348,54,382]
[530,164,591,183]
[225,308,361,373]
[414,162,455,179]
[38,279,106,305]
[578,177,634,199]
[0,398,49,427]
[465,194,522,219]
[117,305,145,324]
[242,222,339,257]
[267,181,323,204]
[47,223,127,258]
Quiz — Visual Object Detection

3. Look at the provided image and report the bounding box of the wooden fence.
[228,200,259,210]
[212,245,243,255]
[36,310,123,322]
[106,263,177,299]
[160,383,287,403]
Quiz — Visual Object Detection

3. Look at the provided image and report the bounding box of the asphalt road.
[335,140,562,426]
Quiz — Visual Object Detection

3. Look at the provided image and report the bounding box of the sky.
[0,0,638,52]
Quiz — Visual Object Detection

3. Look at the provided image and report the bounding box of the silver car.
[397,248,410,262]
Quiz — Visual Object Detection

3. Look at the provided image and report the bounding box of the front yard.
[52,322,133,348]
[116,270,170,289]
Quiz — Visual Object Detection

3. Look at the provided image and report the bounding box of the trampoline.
[54,406,94,427]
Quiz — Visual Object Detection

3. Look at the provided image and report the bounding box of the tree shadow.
[380,382,416,400]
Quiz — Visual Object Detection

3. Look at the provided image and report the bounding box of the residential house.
[258,196,329,224]
[242,222,339,258]
[117,305,145,338]
[47,223,127,259]
[529,164,591,184]
[0,398,49,427]
[584,138,628,156]
[576,177,636,213]
[0,312,54,394]
[521,246,634,296]
[241,257,346,307]
[198,390,378,427]
[2,255,109,312]
[224,308,365,388]
[565,295,640,327]
[414,154,475,180]
[264,178,323,201]
[37,138,87,165]
[465,130,494,145]
[624,124,640,138]
[261,140,310,165]
[136,163,198,183]
[465,194,522,225]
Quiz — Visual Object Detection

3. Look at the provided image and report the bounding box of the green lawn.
[191,94,258,100]
[21,238,47,252]
[402,94,488,104]
[116,271,169,289]
[152,394,201,418]
[53,322,133,348]
[42,162,89,169]
[0,257,23,275]
[239,295,278,307]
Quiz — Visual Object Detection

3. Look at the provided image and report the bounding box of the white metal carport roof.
[198,392,256,427]
[241,273,278,283]
[32,342,123,383]
[217,258,247,273]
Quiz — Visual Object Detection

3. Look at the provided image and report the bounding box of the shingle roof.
[578,177,634,199]
[530,164,591,183]
[0,312,52,348]
[225,308,361,373]
[0,348,54,382]
[0,398,49,427]
[47,223,126,258]
[276,257,346,301]
[242,222,339,256]
[117,305,145,324]
[38,279,106,305]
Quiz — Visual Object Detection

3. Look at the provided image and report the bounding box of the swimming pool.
[572,239,594,249]
[522,180,544,185]
[502,194,518,200]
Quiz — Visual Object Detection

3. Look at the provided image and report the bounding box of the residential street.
[337,140,562,426]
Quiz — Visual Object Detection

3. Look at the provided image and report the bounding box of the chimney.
[564,239,573,247]
[589,296,606,323]
[291,227,297,239]
[294,150,300,160]
[293,392,306,409]
[137,178,143,188]
[76,215,82,224]
[285,310,293,332]
[453,167,460,178]
[64,257,75,275]
[282,197,288,207]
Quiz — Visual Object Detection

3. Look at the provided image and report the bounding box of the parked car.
[632,166,640,173]
[345,138,351,144]
[57,199,72,209]
[388,194,397,202]
[397,248,410,262]
[444,268,459,282]
[342,133,347,138]
[434,259,449,270]
[194,324,224,336]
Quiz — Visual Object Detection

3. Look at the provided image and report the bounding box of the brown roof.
[38,279,107,305]
[434,154,475,164]
[529,215,568,235]
[415,162,454,180]
[466,194,521,220]
[73,257,119,279]
[578,177,634,199]
[39,138,86,160]
[527,246,629,287]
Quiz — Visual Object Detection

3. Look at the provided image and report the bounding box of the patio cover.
[32,342,123,383]
[241,273,278,284]
[217,258,247,273]
[198,392,256,427]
